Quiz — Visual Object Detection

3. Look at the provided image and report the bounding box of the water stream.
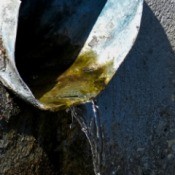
[70,100,104,175]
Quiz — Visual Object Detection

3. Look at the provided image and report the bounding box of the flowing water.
[70,100,103,175]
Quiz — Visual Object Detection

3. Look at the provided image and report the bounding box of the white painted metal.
[0,0,143,110]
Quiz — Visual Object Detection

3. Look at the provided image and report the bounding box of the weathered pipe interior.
[15,0,107,99]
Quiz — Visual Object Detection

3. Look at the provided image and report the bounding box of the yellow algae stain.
[37,50,115,111]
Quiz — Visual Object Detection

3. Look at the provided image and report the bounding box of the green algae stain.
[37,50,115,111]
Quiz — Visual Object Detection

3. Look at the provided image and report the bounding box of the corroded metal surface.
[0,0,42,109]
[0,0,143,111]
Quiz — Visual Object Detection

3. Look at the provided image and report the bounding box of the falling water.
[70,100,103,175]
